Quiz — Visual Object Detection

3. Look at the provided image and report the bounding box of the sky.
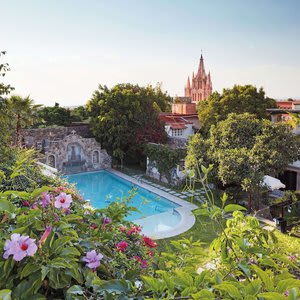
[1,0,300,106]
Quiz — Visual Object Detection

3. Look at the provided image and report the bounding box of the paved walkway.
[131,174,207,203]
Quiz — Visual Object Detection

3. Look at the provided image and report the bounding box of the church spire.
[198,54,205,77]
[187,76,191,89]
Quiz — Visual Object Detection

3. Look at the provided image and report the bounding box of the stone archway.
[47,154,56,168]
[92,150,100,164]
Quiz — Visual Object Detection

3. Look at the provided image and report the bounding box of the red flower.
[147,250,154,257]
[90,223,98,229]
[141,259,148,268]
[143,236,157,248]
[120,226,126,233]
[116,241,128,252]
[133,255,148,268]
[22,201,30,207]
[127,226,141,236]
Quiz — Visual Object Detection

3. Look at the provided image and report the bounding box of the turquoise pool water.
[66,170,179,222]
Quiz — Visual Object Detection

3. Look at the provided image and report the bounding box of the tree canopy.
[186,113,299,211]
[36,103,83,127]
[6,95,42,145]
[198,85,277,133]
[87,83,170,165]
[0,51,15,157]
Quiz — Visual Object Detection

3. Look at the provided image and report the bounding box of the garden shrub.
[0,153,157,299]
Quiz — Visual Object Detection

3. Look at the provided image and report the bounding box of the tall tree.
[36,102,79,127]
[186,113,299,212]
[198,85,277,134]
[87,83,169,165]
[0,51,15,157]
[6,95,42,146]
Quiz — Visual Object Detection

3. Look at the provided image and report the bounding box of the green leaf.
[175,270,194,288]
[51,236,75,254]
[96,279,131,294]
[0,199,15,213]
[66,285,84,295]
[257,292,286,300]
[62,214,83,222]
[20,263,40,279]
[48,257,70,268]
[60,247,81,257]
[192,289,215,299]
[0,289,12,300]
[31,186,51,199]
[142,276,165,293]
[251,265,274,292]
[182,286,198,296]
[221,193,228,208]
[244,279,262,296]
[275,279,300,293]
[214,282,243,299]
[223,204,246,213]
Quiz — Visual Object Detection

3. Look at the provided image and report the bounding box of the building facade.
[184,55,212,103]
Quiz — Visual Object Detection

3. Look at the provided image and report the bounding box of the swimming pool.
[66,170,196,238]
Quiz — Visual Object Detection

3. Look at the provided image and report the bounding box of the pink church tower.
[184,55,212,103]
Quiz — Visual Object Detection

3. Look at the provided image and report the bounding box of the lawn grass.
[157,215,221,258]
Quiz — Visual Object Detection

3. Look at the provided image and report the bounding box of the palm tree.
[6,95,42,146]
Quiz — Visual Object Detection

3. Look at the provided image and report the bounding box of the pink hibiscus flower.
[3,233,38,262]
[54,192,72,209]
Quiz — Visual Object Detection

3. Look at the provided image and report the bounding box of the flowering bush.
[0,184,157,299]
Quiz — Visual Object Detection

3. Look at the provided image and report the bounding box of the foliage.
[186,113,299,211]
[35,102,85,127]
[87,83,170,165]
[139,166,300,299]
[0,165,157,299]
[0,149,59,193]
[0,51,14,96]
[0,51,14,158]
[71,105,89,122]
[198,85,277,134]
[144,143,186,183]
[5,95,42,146]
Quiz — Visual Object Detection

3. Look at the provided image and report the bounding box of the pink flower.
[143,236,157,248]
[127,226,141,236]
[116,241,128,252]
[141,259,148,268]
[38,227,52,247]
[3,233,38,261]
[83,250,103,270]
[39,192,51,208]
[54,192,72,209]
[133,255,148,268]
[22,201,30,207]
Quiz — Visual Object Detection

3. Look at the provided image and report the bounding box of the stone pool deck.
[131,174,208,204]
[108,169,200,239]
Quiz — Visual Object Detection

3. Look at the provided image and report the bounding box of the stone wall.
[21,125,91,148]
[45,133,111,174]
[21,126,112,174]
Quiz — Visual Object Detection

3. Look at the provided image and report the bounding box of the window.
[172,129,183,136]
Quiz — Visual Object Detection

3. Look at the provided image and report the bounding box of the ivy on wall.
[144,143,186,183]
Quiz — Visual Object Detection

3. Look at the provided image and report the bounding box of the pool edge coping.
[107,169,198,240]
